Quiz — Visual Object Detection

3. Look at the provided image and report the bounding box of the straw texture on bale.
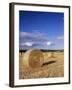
[22,49,44,68]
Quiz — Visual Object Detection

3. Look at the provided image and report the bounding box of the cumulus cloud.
[57,36,64,40]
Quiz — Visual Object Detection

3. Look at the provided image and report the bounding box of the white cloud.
[19,31,54,49]
[20,32,27,36]
[20,31,44,38]
[58,36,64,40]
[20,32,33,37]
[19,31,49,43]
[20,42,33,46]
[46,41,53,46]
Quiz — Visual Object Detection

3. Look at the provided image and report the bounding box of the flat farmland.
[19,51,64,79]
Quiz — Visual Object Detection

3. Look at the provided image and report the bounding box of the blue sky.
[19,11,64,50]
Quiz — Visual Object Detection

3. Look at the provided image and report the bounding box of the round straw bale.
[22,49,44,68]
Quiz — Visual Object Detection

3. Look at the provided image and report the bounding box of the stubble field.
[19,51,64,79]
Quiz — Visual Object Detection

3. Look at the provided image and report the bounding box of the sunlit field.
[19,50,64,79]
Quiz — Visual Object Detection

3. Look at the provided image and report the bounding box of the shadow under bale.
[42,60,56,66]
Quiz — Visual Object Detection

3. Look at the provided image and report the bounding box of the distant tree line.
[19,49,64,53]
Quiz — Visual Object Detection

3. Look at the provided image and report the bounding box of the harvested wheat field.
[19,49,64,79]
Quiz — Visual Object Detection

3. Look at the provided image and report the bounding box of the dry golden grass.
[19,51,64,79]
